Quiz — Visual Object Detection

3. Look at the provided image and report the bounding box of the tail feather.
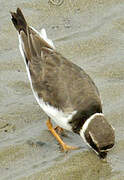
[10,8,54,60]
[27,27,38,57]
[10,8,27,34]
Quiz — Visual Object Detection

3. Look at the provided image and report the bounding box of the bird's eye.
[88,133,99,152]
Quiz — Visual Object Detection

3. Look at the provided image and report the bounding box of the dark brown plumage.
[11,8,27,34]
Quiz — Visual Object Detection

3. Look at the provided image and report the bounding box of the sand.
[0,0,124,179]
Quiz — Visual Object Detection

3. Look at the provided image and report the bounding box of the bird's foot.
[46,118,78,152]
[61,143,79,152]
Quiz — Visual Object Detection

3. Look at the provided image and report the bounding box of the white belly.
[26,66,76,131]
[32,90,76,131]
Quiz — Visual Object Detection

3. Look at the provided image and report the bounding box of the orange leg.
[46,118,78,152]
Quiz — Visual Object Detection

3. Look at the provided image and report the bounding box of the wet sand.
[0,0,124,179]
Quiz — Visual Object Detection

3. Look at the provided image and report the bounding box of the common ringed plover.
[10,8,115,159]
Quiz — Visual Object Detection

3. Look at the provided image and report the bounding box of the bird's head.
[80,113,115,159]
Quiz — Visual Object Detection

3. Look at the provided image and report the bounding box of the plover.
[10,8,115,158]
